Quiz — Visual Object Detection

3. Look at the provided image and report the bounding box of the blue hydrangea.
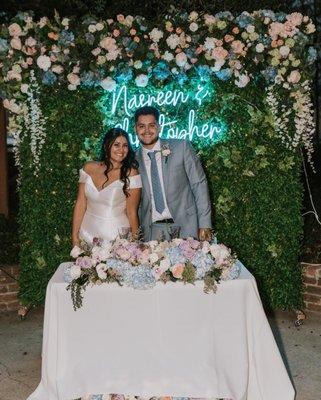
[307,47,317,64]
[165,247,186,265]
[226,262,240,280]
[192,250,214,279]
[261,67,277,82]
[42,71,57,85]
[80,71,97,87]
[123,265,156,290]
[215,11,234,20]
[197,65,212,81]
[275,12,286,22]
[153,61,170,81]
[58,30,75,46]
[0,39,9,53]
[215,68,232,81]
[176,73,188,85]
[235,12,253,28]
[63,264,73,283]
[259,10,276,20]
[85,33,95,45]
[126,40,138,53]
[91,395,103,400]
[115,66,133,83]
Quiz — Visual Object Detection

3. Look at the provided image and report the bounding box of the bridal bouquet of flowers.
[65,237,239,310]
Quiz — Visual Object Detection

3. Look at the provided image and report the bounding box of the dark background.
[0,0,320,264]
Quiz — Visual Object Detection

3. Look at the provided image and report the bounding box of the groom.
[135,106,212,241]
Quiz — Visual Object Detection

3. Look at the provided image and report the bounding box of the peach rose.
[10,38,22,50]
[171,264,185,279]
[25,37,37,47]
[224,34,234,43]
[48,32,59,41]
[287,70,301,84]
[231,40,245,54]
[232,27,239,34]
[67,73,80,86]
[8,23,22,37]
[212,46,228,60]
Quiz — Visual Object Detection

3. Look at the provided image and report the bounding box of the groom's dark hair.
[134,106,160,123]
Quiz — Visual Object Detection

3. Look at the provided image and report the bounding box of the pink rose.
[224,34,234,43]
[67,73,80,86]
[26,57,33,65]
[211,46,228,61]
[171,263,185,279]
[100,37,117,51]
[117,14,125,23]
[113,29,120,38]
[286,12,303,27]
[287,70,301,84]
[10,38,22,50]
[8,23,22,37]
[230,40,245,55]
[25,37,37,47]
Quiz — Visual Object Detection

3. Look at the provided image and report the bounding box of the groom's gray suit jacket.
[136,138,212,240]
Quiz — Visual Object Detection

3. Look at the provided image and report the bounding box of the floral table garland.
[64,237,239,310]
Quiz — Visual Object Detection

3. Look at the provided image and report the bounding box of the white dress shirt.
[142,140,173,223]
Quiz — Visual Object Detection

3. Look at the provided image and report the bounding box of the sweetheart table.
[27,261,294,400]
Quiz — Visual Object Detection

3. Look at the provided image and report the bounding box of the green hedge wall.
[18,82,303,309]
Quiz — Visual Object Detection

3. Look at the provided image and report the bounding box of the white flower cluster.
[291,81,315,165]
[23,70,48,175]
[266,83,315,166]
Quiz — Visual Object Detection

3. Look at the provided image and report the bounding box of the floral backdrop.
[0,9,317,308]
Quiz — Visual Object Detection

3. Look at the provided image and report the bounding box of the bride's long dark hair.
[100,128,138,197]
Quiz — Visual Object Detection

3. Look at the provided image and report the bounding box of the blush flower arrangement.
[65,236,239,310]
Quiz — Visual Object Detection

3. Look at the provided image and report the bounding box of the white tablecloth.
[27,262,294,400]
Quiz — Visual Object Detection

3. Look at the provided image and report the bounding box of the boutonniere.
[161,144,171,163]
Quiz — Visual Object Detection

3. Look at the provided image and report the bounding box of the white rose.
[62,18,69,27]
[235,74,250,88]
[100,77,116,92]
[96,263,107,280]
[279,45,290,58]
[25,37,37,47]
[36,55,51,71]
[246,24,255,34]
[92,246,111,262]
[166,34,180,50]
[189,22,198,32]
[67,73,80,86]
[70,264,81,279]
[88,24,97,33]
[175,52,187,67]
[70,245,83,258]
[255,43,265,53]
[68,84,77,91]
[149,253,159,263]
[210,244,230,261]
[162,51,174,62]
[97,55,106,65]
[52,65,64,74]
[20,84,29,93]
[135,74,149,87]
[160,258,171,271]
[91,47,101,57]
[95,22,104,31]
[204,37,216,51]
[149,28,164,42]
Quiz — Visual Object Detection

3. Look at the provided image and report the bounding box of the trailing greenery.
[17,79,303,310]
[18,87,103,305]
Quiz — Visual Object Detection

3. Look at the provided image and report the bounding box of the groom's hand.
[198,228,212,242]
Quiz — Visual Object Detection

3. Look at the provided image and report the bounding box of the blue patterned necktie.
[147,151,165,214]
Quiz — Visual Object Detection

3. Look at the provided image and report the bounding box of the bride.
[72,127,142,246]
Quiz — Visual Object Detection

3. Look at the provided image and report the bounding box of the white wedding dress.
[78,168,142,243]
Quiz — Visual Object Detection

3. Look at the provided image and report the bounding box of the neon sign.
[101,82,226,146]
